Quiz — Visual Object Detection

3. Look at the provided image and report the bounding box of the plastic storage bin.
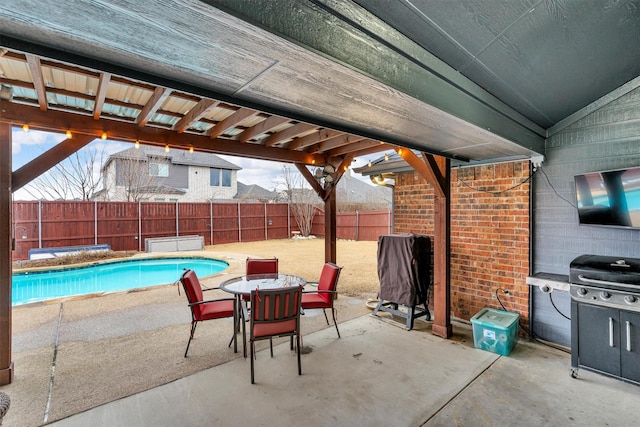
[471,308,519,356]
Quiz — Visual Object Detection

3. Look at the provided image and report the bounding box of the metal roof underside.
[1,0,639,166]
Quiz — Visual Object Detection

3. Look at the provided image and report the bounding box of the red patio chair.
[243,257,279,305]
[301,262,342,338]
[246,257,279,276]
[249,285,303,384]
[180,269,237,357]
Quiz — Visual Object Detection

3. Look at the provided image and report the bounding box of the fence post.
[175,201,179,236]
[264,203,268,241]
[38,200,42,248]
[94,201,98,245]
[287,203,291,238]
[237,202,241,243]
[388,208,392,234]
[210,201,213,245]
[138,201,142,252]
[355,210,359,241]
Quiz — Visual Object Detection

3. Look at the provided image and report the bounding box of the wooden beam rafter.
[286,129,342,151]
[262,122,316,147]
[0,100,323,165]
[173,98,218,133]
[307,134,367,154]
[25,54,47,111]
[208,107,259,138]
[327,139,382,157]
[92,72,111,120]
[236,115,290,142]
[137,87,172,127]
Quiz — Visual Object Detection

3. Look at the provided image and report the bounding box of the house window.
[149,163,169,177]
[210,168,232,187]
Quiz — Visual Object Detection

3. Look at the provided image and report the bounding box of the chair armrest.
[188,297,236,307]
[302,289,336,295]
[201,286,221,292]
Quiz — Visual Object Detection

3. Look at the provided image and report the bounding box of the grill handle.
[626,321,632,352]
[577,275,639,291]
[609,317,614,347]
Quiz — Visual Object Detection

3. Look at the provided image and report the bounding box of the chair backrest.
[246,257,278,276]
[250,286,302,337]
[180,269,204,317]
[317,262,342,304]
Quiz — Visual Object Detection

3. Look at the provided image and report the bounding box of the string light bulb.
[367,160,372,167]
[101,132,107,140]
[165,145,170,153]
[22,124,29,132]
[189,146,194,153]
[397,148,403,155]
[66,130,72,139]
[384,153,389,161]
[134,140,140,149]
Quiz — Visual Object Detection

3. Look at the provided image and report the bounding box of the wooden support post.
[395,148,452,338]
[0,122,14,384]
[325,187,337,264]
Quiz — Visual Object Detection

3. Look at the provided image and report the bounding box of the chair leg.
[322,309,330,325]
[250,340,255,384]
[185,321,197,357]
[332,308,341,338]
[297,334,302,375]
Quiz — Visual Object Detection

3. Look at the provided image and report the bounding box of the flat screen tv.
[575,166,640,229]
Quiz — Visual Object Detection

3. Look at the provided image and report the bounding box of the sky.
[10,128,388,200]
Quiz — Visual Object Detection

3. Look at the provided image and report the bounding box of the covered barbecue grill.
[372,234,431,330]
[570,254,640,384]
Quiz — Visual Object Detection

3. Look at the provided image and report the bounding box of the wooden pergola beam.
[262,122,316,147]
[237,115,289,142]
[286,129,342,150]
[174,99,218,133]
[25,54,47,111]
[12,134,96,192]
[0,101,325,165]
[137,87,171,127]
[208,107,258,138]
[92,72,111,120]
[307,134,367,154]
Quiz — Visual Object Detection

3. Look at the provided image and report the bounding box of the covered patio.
[2,2,640,423]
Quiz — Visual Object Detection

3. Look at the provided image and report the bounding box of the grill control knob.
[576,288,588,297]
[600,291,611,300]
[624,295,637,304]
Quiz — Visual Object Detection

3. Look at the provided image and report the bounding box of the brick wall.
[394,160,530,327]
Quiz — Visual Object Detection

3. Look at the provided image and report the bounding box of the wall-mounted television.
[574,166,640,229]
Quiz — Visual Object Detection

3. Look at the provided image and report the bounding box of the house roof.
[107,146,241,170]
[234,182,278,201]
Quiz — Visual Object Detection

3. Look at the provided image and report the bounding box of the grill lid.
[570,254,640,289]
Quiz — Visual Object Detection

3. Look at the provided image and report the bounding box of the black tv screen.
[575,166,640,229]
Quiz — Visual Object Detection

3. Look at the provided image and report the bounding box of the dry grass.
[12,238,381,297]
[13,250,136,270]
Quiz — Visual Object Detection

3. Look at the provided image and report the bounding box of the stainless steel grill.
[570,255,640,312]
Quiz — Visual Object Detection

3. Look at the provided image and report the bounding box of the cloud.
[11,129,64,155]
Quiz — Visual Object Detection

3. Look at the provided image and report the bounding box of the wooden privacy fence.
[11,201,391,260]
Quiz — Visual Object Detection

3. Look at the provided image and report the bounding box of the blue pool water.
[12,257,229,306]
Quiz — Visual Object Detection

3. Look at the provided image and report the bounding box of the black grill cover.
[377,234,431,307]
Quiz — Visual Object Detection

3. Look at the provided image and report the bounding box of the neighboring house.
[96,146,241,202]
[279,169,392,211]
[234,182,279,203]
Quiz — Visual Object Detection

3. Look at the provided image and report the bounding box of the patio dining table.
[220,273,307,354]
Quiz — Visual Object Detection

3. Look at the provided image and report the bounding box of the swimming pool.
[12,257,229,306]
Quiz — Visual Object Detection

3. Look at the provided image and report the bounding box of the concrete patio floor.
[46,314,638,427]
